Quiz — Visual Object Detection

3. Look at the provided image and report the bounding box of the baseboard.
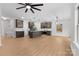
[0,37,2,47]
[51,33,69,37]
[72,41,79,56]
[52,34,70,37]
[73,41,79,49]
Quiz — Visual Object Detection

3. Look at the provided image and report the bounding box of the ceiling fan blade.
[16,6,25,9]
[31,7,41,11]
[18,3,25,5]
[25,8,28,13]
[31,4,43,6]
[30,8,34,13]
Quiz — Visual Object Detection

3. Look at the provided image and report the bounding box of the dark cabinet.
[28,31,41,38]
[16,31,24,38]
[28,31,51,38]
[41,31,51,35]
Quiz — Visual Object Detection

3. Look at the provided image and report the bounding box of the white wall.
[0,20,1,46]
[69,4,76,41]
[0,3,76,41]
[4,19,15,38]
[0,4,1,37]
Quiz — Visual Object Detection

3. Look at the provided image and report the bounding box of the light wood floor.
[0,35,73,56]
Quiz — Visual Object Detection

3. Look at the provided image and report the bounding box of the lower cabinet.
[28,31,41,38]
[28,31,51,38]
[16,31,24,38]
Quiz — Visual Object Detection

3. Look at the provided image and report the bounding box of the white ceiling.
[0,3,76,21]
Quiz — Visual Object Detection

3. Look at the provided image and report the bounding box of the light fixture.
[1,16,7,20]
[16,3,43,13]
[26,5,31,9]
[21,16,24,19]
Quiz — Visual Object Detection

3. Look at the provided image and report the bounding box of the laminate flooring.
[0,35,73,56]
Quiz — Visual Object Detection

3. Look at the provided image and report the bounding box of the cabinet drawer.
[16,31,24,38]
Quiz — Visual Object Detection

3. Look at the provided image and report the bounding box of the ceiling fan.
[16,3,43,13]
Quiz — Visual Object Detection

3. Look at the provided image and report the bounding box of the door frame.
[75,3,79,42]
